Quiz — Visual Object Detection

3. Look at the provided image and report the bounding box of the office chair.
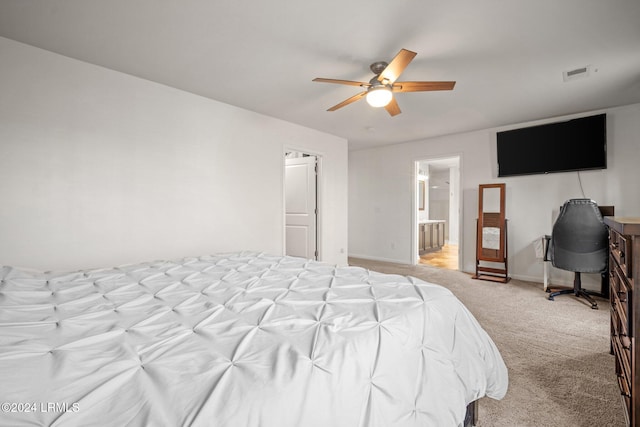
[548,199,609,309]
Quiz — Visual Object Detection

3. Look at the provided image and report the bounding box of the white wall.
[0,37,348,271]
[349,103,640,287]
[428,169,450,224]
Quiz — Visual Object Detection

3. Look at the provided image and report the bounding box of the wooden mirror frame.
[473,183,510,282]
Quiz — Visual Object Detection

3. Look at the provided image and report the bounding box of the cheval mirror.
[473,183,510,282]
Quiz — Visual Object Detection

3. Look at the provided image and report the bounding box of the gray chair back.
[550,199,608,273]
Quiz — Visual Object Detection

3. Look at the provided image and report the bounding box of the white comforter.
[0,252,507,427]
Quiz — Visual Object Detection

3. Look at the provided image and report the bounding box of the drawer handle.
[617,291,627,302]
[621,335,631,350]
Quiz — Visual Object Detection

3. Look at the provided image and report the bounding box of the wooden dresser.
[605,217,640,426]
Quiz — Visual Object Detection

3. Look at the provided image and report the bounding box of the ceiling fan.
[313,48,455,117]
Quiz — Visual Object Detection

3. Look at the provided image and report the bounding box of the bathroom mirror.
[473,183,509,282]
[418,180,425,211]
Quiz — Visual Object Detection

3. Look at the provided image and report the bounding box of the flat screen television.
[496,113,606,177]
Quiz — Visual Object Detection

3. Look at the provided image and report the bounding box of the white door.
[285,155,317,259]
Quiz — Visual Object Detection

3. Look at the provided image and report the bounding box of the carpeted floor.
[348,258,626,427]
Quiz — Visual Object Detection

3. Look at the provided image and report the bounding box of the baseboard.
[497,273,602,294]
[509,273,545,283]
[347,253,410,265]
[489,272,570,287]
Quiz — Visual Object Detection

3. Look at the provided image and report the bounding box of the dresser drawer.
[612,334,632,397]
[611,264,630,334]
[611,303,631,353]
[617,373,631,418]
[610,229,633,278]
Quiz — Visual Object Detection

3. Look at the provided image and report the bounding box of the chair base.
[547,272,599,309]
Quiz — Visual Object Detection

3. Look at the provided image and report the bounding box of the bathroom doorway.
[414,156,461,270]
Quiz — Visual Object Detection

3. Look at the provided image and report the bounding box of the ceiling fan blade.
[313,78,369,87]
[392,81,456,92]
[327,92,367,111]
[378,49,417,84]
[384,97,401,117]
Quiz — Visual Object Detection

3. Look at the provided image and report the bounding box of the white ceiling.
[1,1,639,150]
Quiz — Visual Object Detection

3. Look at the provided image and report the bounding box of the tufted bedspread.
[0,252,507,427]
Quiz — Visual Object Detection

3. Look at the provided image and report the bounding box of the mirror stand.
[472,183,510,283]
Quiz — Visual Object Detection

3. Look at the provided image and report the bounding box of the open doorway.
[414,156,461,270]
[284,151,319,260]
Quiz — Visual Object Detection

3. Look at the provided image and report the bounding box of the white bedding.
[0,252,507,427]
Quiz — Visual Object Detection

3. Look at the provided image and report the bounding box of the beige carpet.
[348,258,626,427]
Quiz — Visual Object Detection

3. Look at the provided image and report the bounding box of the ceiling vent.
[563,66,592,82]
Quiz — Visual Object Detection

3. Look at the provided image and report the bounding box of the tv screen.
[496,113,606,177]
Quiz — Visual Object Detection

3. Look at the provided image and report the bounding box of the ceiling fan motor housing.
[368,76,389,88]
[370,61,389,75]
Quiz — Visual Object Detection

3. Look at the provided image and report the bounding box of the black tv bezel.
[496,113,607,178]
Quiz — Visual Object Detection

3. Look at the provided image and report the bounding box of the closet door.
[285,156,317,259]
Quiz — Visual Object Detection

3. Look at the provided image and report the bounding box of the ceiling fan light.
[366,87,392,107]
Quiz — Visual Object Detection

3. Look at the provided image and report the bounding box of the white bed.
[0,252,507,427]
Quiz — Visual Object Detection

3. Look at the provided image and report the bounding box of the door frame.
[283,148,322,260]
[411,154,463,269]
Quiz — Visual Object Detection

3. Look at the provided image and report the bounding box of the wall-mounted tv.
[496,113,606,177]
